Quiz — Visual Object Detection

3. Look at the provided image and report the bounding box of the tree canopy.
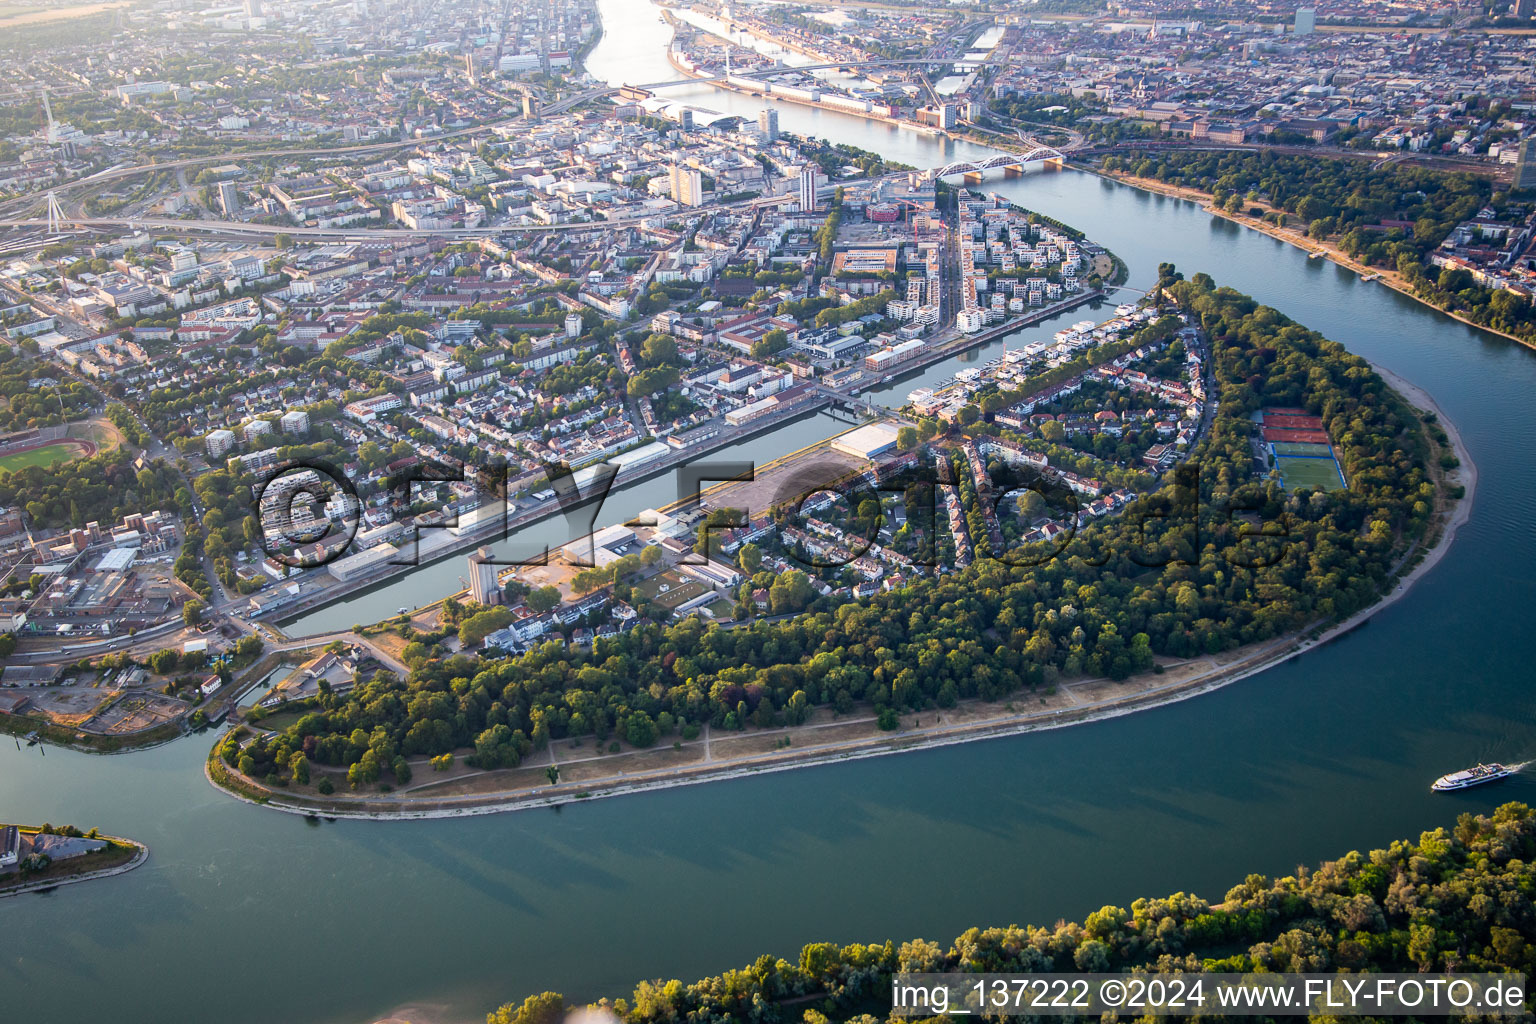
[488,802,1536,1023]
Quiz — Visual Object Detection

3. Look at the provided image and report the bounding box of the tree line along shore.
[485,802,1536,1024]
[1090,149,1536,348]
[203,268,1467,816]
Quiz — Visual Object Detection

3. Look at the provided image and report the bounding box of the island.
[0,821,148,898]
[203,268,1472,819]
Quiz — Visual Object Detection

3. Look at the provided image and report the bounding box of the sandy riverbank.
[207,378,1474,821]
[1088,167,1536,353]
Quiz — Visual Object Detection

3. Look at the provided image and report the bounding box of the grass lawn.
[632,570,708,610]
[248,707,311,732]
[1277,456,1345,492]
[0,443,83,473]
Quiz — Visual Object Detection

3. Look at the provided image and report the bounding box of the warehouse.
[831,422,901,461]
[328,543,402,582]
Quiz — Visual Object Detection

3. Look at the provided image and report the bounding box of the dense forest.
[228,271,1440,790]
[486,803,1536,1024]
[1099,150,1536,342]
[0,448,185,528]
[0,349,98,431]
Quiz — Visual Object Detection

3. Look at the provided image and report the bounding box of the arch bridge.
[925,148,1065,181]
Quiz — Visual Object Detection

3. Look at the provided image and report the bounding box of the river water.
[4,4,1535,1023]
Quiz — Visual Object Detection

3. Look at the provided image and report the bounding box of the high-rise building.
[678,108,695,131]
[669,164,703,207]
[1517,0,1536,18]
[565,312,583,338]
[216,181,240,216]
[1294,6,1315,34]
[206,429,236,457]
[1516,138,1536,190]
[522,93,540,120]
[243,0,261,17]
[798,165,821,212]
[468,546,501,605]
[758,107,780,142]
[938,104,958,129]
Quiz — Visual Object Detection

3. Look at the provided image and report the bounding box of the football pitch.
[0,442,85,473]
[1276,455,1345,492]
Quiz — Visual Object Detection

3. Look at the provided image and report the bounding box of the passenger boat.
[1431,762,1522,791]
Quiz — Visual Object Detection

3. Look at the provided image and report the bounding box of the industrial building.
[831,422,901,460]
[468,545,501,604]
[327,543,401,582]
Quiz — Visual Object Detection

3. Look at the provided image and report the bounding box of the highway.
[0,84,616,220]
[0,172,886,241]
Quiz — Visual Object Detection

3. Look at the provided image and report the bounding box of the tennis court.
[1270,441,1334,457]
[1276,455,1345,492]
[1263,414,1326,431]
[1263,427,1331,444]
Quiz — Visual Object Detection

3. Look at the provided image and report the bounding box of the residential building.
[217,181,240,216]
[1516,138,1536,191]
[206,429,236,456]
[798,165,821,213]
[668,164,704,207]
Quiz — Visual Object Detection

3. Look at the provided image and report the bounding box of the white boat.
[1431,762,1522,791]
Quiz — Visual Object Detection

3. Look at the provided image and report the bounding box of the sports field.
[1262,426,1331,444]
[0,441,90,472]
[1270,441,1334,457]
[1276,455,1345,492]
[633,570,707,610]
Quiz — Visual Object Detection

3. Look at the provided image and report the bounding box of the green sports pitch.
[1276,455,1345,492]
[1270,441,1334,457]
[633,571,707,610]
[0,442,84,473]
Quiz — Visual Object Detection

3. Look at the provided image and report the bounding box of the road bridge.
[925,147,1066,181]
[630,55,1012,91]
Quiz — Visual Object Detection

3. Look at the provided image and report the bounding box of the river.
[3,3,1535,1023]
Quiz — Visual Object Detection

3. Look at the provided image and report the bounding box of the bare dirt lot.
[79,691,188,735]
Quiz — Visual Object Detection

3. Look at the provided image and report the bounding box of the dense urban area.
[0,0,1519,755]
[0,0,1529,1020]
